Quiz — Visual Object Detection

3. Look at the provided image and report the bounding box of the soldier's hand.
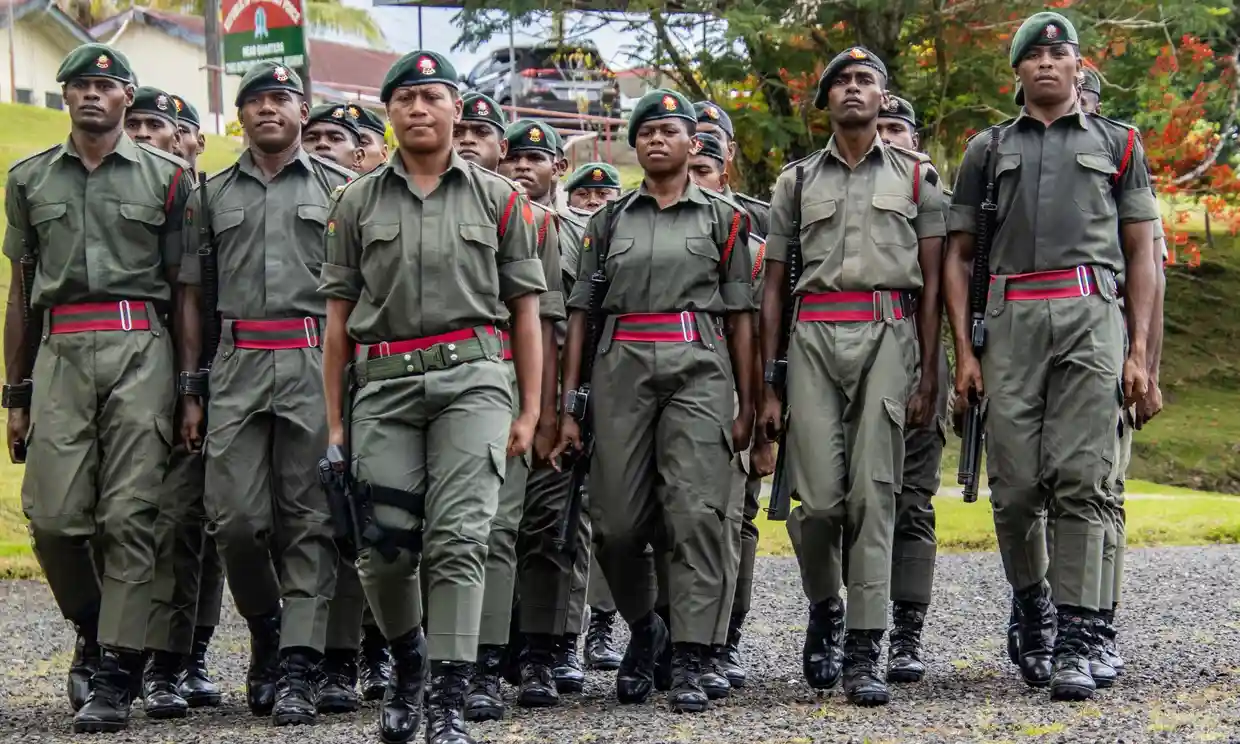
[757,391,783,443]
[179,397,205,453]
[508,412,538,459]
[955,353,984,401]
[549,415,582,470]
[533,414,558,464]
[1122,356,1149,408]
[732,410,754,453]
[1134,380,1163,430]
[751,438,776,477]
[6,408,30,464]
[906,384,934,429]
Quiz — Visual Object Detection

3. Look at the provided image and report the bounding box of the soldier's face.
[500,150,556,202]
[826,64,884,126]
[569,187,620,213]
[695,121,737,163]
[125,112,180,154]
[636,119,692,175]
[303,121,363,170]
[877,118,916,150]
[1016,43,1080,106]
[176,122,204,169]
[388,83,461,154]
[357,129,388,173]
[66,77,133,133]
[240,90,309,153]
[1080,90,1100,115]
[689,155,726,193]
[453,120,502,171]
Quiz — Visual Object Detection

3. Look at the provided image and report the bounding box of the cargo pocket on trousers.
[874,398,907,490]
[490,441,509,486]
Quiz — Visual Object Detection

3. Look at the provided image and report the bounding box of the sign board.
[222,0,307,75]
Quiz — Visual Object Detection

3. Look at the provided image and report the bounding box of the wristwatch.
[763,360,787,387]
[1,380,32,409]
[177,370,209,398]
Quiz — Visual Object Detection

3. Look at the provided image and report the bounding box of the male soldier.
[348,104,390,174]
[2,43,190,732]
[454,91,508,171]
[124,86,180,155]
[176,62,352,726]
[303,102,365,173]
[149,91,225,711]
[758,48,946,707]
[565,162,622,214]
[874,94,952,684]
[462,117,567,718]
[319,50,545,744]
[946,13,1158,702]
[693,100,771,235]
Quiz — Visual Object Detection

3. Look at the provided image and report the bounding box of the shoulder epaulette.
[735,192,770,209]
[466,159,523,193]
[780,150,819,173]
[964,119,1016,148]
[308,152,357,181]
[1088,113,1137,132]
[887,144,932,164]
[8,143,60,174]
[204,164,237,184]
[136,141,191,169]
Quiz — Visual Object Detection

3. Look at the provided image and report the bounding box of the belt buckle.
[304,317,320,348]
[872,291,883,322]
[119,300,133,331]
[1076,265,1091,297]
[679,310,694,342]
[422,343,445,371]
[377,341,391,358]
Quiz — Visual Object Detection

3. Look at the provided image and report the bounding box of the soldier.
[454,91,508,171]
[1,43,190,732]
[349,104,390,174]
[693,101,771,234]
[462,117,567,718]
[874,94,952,684]
[318,50,546,744]
[758,48,946,707]
[551,88,756,713]
[124,86,180,155]
[303,102,365,173]
[143,91,226,713]
[565,162,622,214]
[176,62,352,726]
[945,13,1158,702]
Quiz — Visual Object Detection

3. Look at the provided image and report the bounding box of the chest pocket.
[211,208,245,237]
[457,224,499,297]
[1073,152,1118,217]
[870,194,917,249]
[28,201,68,248]
[800,199,838,252]
[604,236,634,272]
[360,221,400,300]
[118,202,167,252]
[296,204,329,270]
[994,153,1021,223]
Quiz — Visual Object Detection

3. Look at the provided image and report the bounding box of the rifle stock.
[198,171,220,380]
[765,167,804,522]
[10,184,41,463]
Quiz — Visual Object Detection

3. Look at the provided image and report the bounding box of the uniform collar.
[823,131,884,166]
[57,132,142,164]
[1016,103,1090,130]
[631,176,710,209]
[386,148,470,183]
[237,146,314,180]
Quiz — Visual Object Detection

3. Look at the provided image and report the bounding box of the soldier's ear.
[298,99,310,125]
[197,133,207,154]
[500,140,509,160]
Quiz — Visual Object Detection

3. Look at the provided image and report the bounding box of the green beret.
[693,100,734,139]
[307,103,360,138]
[627,88,696,147]
[129,86,177,125]
[565,162,621,192]
[235,62,303,107]
[170,95,199,129]
[380,50,457,104]
[1080,68,1101,96]
[879,94,916,128]
[56,43,134,85]
[346,104,386,137]
[1010,12,1078,67]
[462,91,507,132]
[504,119,557,156]
[814,47,887,110]
[690,131,727,165]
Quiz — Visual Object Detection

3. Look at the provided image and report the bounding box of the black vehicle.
[461,42,621,128]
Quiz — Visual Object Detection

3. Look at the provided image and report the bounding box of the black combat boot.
[245,612,281,716]
[802,597,845,690]
[464,644,506,721]
[178,626,222,707]
[1097,605,1124,675]
[652,606,674,692]
[1085,614,1117,690]
[517,635,560,708]
[272,649,319,726]
[717,612,747,688]
[72,648,141,733]
[1050,608,1097,702]
[426,660,475,744]
[552,634,585,694]
[584,607,622,671]
[616,610,669,704]
[68,619,101,712]
[699,646,731,701]
[1006,595,1021,666]
[142,650,188,719]
[1014,581,1056,688]
[841,630,889,707]
[316,648,361,714]
[380,629,428,744]
[359,624,392,702]
[886,601,928,683]
[669,643,710,713]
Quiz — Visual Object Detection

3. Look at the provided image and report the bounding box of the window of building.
[45,92,64,110]
[15,88,33,105]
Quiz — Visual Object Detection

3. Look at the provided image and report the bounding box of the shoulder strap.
[537,209,553,250]
[1113,127,1136,186]
[719,208,743,267]
[498,191,520,240]
[164,167,184,215]
[913,161,921,205]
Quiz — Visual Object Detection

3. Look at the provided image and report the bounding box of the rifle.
[318,365,388,559]
[764,167,804,521]
[4,184,42,462]
[557,200,618,555]
[957,126,1002,503]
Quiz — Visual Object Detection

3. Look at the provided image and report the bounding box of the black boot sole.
[464,701,505,720]
[1050,681,1095,701]
[146,703,189,720]
[72,718,128,733]
[554,677,584,694]
[183,691,222,708]
[517,691,559,708]
[670,695,709,713]
[615,681,652,705]
[847,690,890,706]
[317,698,361,714]
[587,660,621,671]
[885,667,925,684]
[273,710,317,726]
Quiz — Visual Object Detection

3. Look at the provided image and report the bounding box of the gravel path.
[2,547,1239,743]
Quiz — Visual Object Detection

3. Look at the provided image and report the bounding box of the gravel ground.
[2,547,1240,743]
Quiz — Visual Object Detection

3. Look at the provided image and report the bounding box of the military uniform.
[318,50,545,744]
[566,89,754,713]
[768,49,946,707]
[949,13,1159,701]
[178,63,351,725]
[0,44,190,733]
[693,101,772,237]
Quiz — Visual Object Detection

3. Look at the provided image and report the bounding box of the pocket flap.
[120,202,167,227]
[211,207,244,234]
[297,203,328,225]
[996,152,1021,176]
[685,236,718,259]
[361,221,400,246]
[29,201,67,225]
[1076,152,1117,176]
[802,198,837,225]
[460,223,499,250]
[883,397,906,432]
[872,193,916,219]
[606,236,635,256]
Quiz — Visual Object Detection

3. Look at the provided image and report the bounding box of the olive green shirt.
[948,109,1160,275]
[553,206,586,346]
[529,200,567,324]
[4,134,191,308]
[765,135,947,294]
[179,149,352,319]
[566,181,754,315]
[319,151,546,343]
